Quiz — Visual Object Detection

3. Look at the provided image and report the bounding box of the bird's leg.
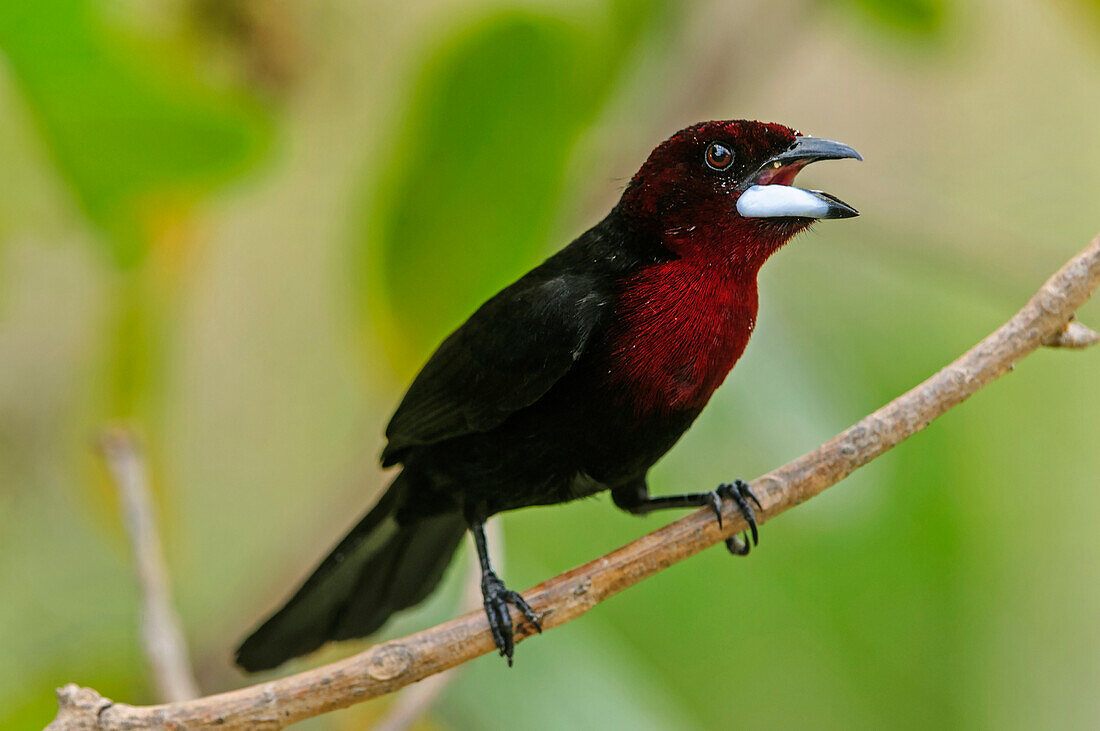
[611,479,762,555]
[470,521,541,665]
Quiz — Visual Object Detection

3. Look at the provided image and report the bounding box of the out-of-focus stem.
[97,428,199,704]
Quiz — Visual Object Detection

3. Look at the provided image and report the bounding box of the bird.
[235,120,861,672]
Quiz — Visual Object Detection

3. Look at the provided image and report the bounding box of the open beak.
[736,136,861,220]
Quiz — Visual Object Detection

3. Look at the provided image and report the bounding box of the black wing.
[381,271,606,466]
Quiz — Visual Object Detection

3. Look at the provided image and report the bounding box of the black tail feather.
[235,477,467,672]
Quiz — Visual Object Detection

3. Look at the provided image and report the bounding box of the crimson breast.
[602,258,759,416]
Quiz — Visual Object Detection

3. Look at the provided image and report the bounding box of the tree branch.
[50,234,1100,729]
[97,427,200,704]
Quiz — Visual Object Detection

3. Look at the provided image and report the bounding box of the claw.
[740,480,763,512]
[725,533,751,556]
[718,480,761,550]
[506,591,543,633]
[488,607,506,654]
[481,572,539,665]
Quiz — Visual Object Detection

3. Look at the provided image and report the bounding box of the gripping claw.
[717,480,762,554]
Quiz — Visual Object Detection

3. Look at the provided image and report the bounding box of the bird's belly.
[400,291,756,517]
[400,373,695,516]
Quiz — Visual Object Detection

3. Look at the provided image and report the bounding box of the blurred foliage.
[0,0,272,420]
[2,1,1100,729]
[1073,0,1100,33]
[360,2,669,370]
[0,0,273,429]
[0,0,270,268]
[832,0,947,35]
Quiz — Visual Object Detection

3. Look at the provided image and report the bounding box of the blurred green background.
[2,0,1099,728]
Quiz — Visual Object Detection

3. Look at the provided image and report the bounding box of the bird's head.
[619,120,861,268]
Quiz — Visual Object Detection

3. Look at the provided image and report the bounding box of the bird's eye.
[704,142,734,172]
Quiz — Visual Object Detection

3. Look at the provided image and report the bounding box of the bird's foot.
[481,570,541,665]
[708,479,763,556]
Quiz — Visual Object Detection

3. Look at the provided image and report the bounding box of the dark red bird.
[236,120,861,671]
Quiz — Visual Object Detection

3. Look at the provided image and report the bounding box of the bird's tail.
[235,474,467,672]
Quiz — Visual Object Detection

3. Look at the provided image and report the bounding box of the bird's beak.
[736,136,861,220]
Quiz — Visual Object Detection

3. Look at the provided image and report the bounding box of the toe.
[737,479,763,511]
[726,534,751,556]
[727,482,758,546]
[508,591,542,633]
[485,602,506,655]
[704,490,723,529]
[497,604,515,660]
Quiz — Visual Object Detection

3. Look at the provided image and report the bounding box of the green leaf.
[357,4,668,372]
[0,0,271,267]
[830,0,947,36]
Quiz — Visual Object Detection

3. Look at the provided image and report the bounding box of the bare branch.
[50,233,1100,730]
[97,428,200,704]
[1043,318,1100,349]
